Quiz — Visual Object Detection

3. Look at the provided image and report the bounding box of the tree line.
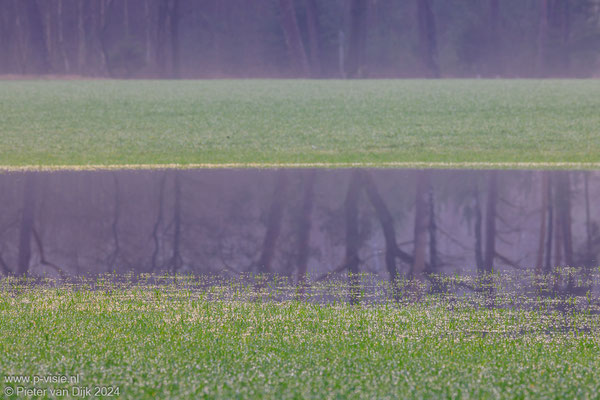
[1,0,599,78]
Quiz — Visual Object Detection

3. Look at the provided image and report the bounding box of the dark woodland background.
[1,0,599,79]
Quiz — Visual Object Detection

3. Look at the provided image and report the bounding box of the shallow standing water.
[0,169,598,285]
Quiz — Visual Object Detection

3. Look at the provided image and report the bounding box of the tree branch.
[32,228,67,278]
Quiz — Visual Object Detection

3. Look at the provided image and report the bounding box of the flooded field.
[0,169,598,280]
[1,168,600,398]
[2,271,600,399]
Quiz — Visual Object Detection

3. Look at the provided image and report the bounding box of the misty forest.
[1,0,600,78]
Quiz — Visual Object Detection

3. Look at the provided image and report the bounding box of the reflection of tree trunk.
[428,184,437,273]
[278,0,310,76]
[152,173,167,271]
[170,172,182,273]
[304,0,321,77]
[0,253,11,275]
[416,0,439,78]
[345,171,362,304]
[296,170,316,291]
[556,172,573,265]
[257,170,288,274]
[108,174,120,268]
[32,228,65,278]
[347,0,367,78]
[554,187,563,267]
[483,171,497,273]
[536,172,549,273]
[17,173,36,276]
[584,172,592,264]
[474,186,484,271]
[410,171,430,280]
[362,171,399,285]
[544,173,554,273]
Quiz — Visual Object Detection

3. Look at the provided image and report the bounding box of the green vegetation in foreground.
[1,277,599,399]
[1,80,600,167]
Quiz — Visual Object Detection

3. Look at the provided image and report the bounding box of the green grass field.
[1,276,599,399]
[1,80,600,168]
[2,81,600,398]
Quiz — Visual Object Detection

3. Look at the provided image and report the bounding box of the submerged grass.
[1,273,599,399]
[1,80,600,168]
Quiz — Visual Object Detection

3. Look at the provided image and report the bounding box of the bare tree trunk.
[0,1,10,71]
[562,0,571,74]
[346,0,367,78]
[123,0,130,37]
[42,0,52,70]
[537,0,548,76]
[144,0,152,68]
[0,0,24,72]
[11,0,27,73]
[98,0,113,77]
[77,0,86,73]
[338,30,346,78]
[483,171,497,273]
[278,0,310,76]
[296,170,316,291]
[416,0,439,78]
[345,171,362,304]
[536,171,549,273]
[170,0,180,78]
[57,0,69,73]
[410,171,430,280]
[257,170,288,274]
[550,0,571,75]
[23,0,50,73]
[488,0,501,76]
[17,173,36,276]
[157,0,169,76]
[304,0,322,77]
